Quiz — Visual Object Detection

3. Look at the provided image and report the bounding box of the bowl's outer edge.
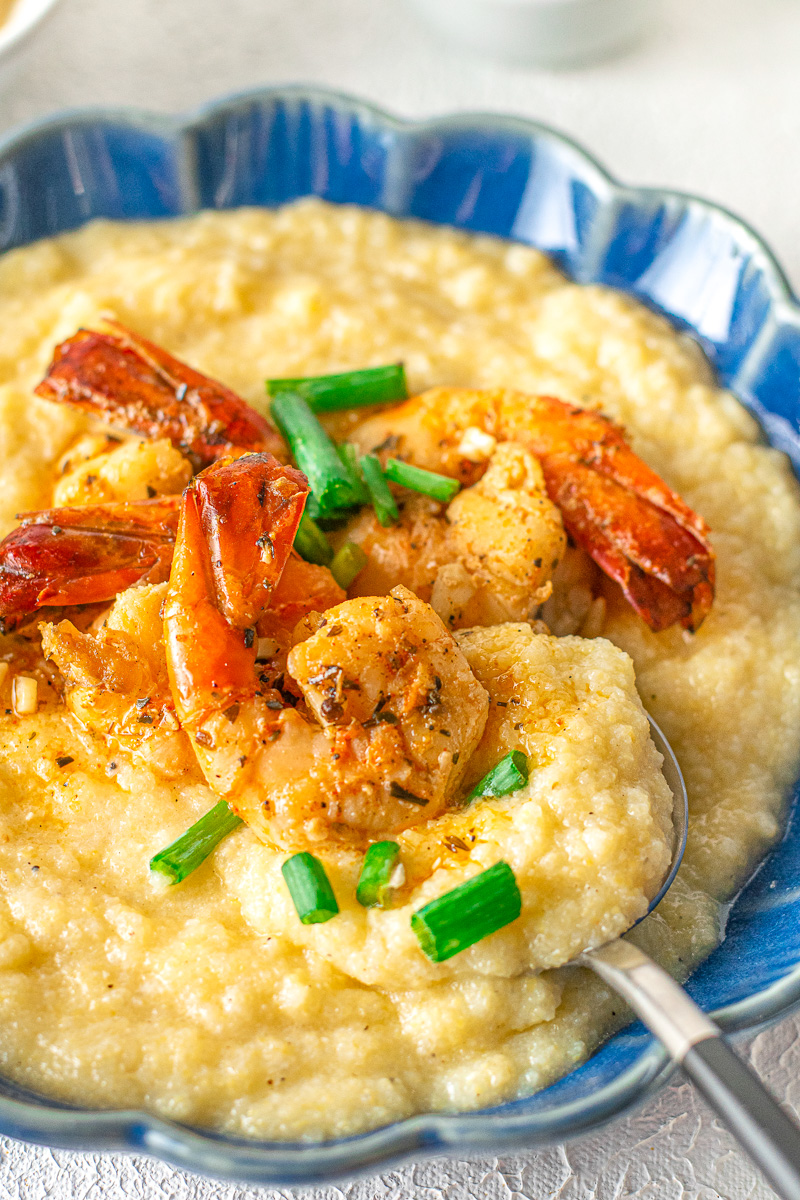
[0,84,798,1185]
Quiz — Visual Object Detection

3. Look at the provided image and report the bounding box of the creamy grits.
[0,199,797,1137]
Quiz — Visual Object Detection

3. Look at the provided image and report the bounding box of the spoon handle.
[585,939,800,1200]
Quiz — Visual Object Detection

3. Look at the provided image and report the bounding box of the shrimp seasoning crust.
[0,200,795,1141]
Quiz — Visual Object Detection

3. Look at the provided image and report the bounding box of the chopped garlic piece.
[389,861,406,890]
[12,676,37,715]
[457,426,497,463]
[256,637,280,662]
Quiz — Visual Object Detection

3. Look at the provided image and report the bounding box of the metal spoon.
[578,716,800,1200]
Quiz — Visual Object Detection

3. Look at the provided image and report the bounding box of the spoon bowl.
[576,713,800,1200]
[641,714,688,920]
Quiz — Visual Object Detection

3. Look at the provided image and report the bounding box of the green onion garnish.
[361,454,399,527]
[294,510,334,566]
[270,392,361,516]
[337,442,369,505]
[356,841,402,908]
[411,861,522,962]
[305,495,350,526]
[465,750,529,804]
[330,541,368,590]
[282,851,339,924]
[267,364,407,413]
[149,800,243,885]
[384,458,461,503]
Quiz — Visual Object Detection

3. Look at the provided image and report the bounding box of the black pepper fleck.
[389,781,428,806]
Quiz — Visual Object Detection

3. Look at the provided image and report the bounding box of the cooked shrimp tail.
[522,395,715,632]
[164,452,309,727]
[34,322,285,469]
[0,497,180,632]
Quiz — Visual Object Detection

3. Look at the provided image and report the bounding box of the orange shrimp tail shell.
[524,397,716,633]
[164,453,309,727]
[35,322,285,469]
[0,497,180,632]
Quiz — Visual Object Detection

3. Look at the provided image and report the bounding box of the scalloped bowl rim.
[0,84,797,1185]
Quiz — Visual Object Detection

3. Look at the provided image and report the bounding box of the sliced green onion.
[361,454,399,527]
[356,841,402,908]
[294,510,334,566]
[337,442,369,505]
[149,800,243,885]
[384,458,461,503]
[305,495,350,526]
[330,541,368,590]
[282,851,339,924]
[267,364,407,413]
[411,861,521,963]
[270,392,361,516]
[465,750,529,804]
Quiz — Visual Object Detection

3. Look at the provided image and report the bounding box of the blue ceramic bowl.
[0,86,799,1187]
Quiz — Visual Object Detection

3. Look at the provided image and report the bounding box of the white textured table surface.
[1,0,800,1196]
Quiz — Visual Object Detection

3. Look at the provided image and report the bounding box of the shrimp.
[35,321,285,469]
[53,434,192,506]
[164,456,489,849]
[37,453,312,766]
[0,497,179,633]
[342,442,566,629]
[40,582,191,774]
[348,387,715,633]
[39,553,345,773]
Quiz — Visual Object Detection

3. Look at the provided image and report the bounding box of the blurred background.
[2,0,799,287]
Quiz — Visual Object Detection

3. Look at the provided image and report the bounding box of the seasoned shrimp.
[9,444,296,751]
[39,553,345,774]
[349,388,715,633]
[40,583,191,775]
[163,455,489,849]
[37,454,318,767]
[343,442,567,629]
[53,434,192,506]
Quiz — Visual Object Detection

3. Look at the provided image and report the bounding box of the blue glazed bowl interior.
[0,87,799,1186]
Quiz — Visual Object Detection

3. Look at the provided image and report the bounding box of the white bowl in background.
[405,0,657,68]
